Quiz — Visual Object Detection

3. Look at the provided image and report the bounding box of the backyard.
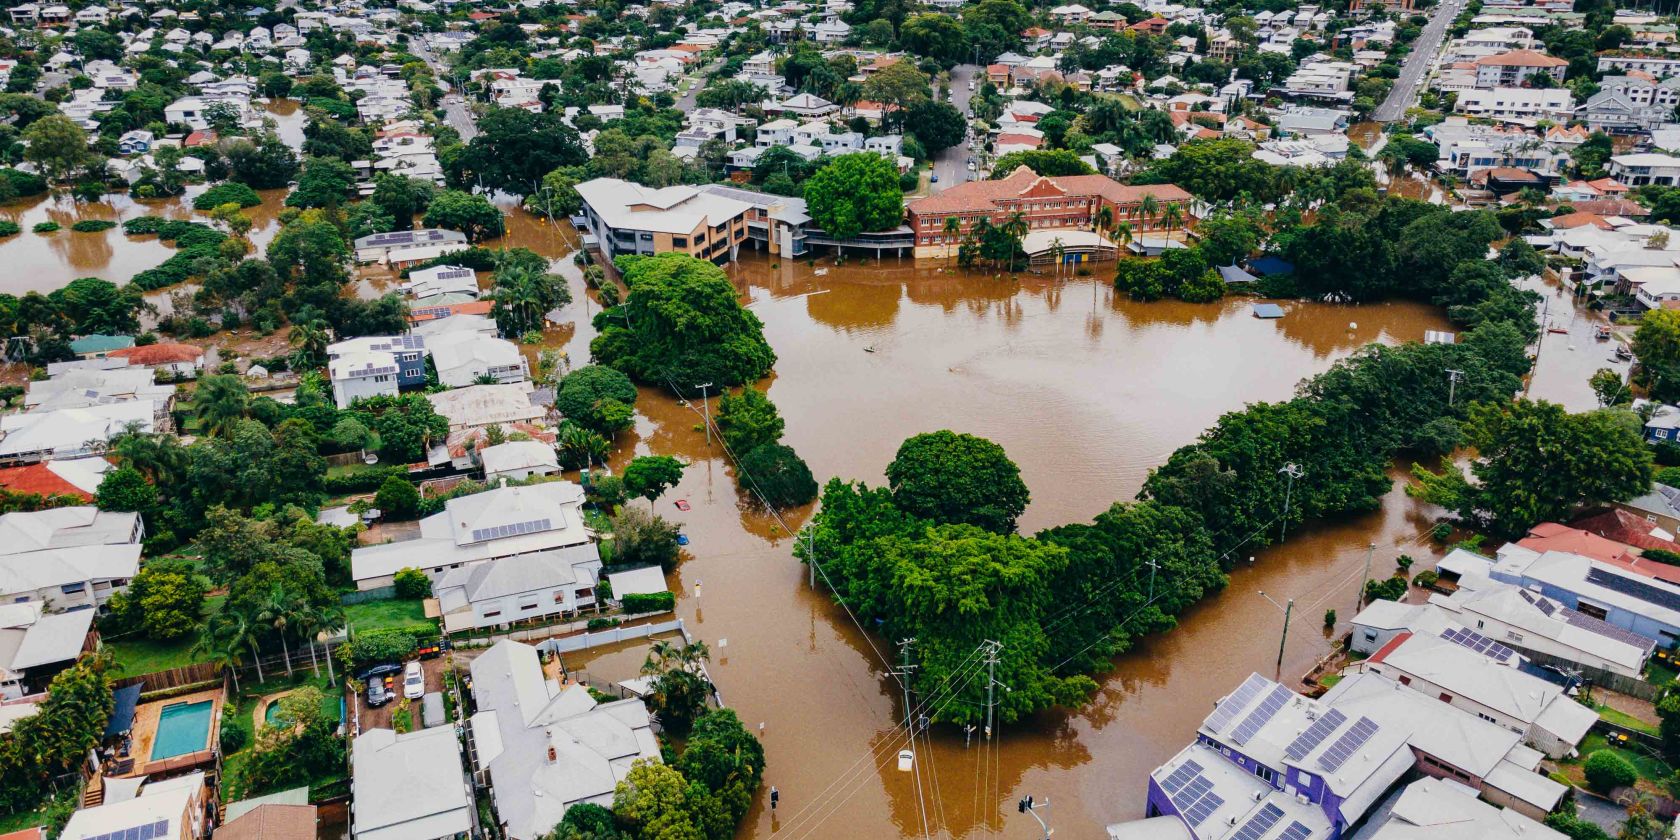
[104,595,227,675]
[344,597,432,634]
[1557,733,1675,798]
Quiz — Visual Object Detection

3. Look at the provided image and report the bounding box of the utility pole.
[1017,796,1053,839]
[1147,557,1160,602]
[896,637,929,840]
[1355,542,1375,615]
[1259,591,1293,679]
[1445,368,1464,407]
[1277,463,1304,543]
[698,382,714,446]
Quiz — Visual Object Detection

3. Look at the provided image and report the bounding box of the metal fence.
[1519,648,1664,702]
[516,619,684,653]
[340,587,399,605]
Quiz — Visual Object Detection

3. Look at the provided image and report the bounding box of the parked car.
[403,661,424,700]
[367,678,390,708]
[358,662,402,682]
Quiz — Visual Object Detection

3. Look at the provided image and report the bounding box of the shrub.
[621,591,676,614]
[586,617,620,631]
[32,221,58,233]
[339,628,416,668]
[122,215,166,235]
[1362,577,1407,604]
[0,221,17,237]
[393,567,431,599]
[609,507,682,573]
[1323,609,1336,628]
[192,182,262,211]
[374,476,420,519]
[322,465,404,494]
[70,219,116,232]
[0,169,47,197]
[1583,750,1637,793]
[220,710,250,753]
[1413,569,1439,589]
[1645,549,1680,566]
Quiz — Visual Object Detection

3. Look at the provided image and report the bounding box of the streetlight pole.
[698,382,714,446]
[1017,796,1052,839]
[1259,591,1293,679]
[1355,542,1375,615]
[1446,368,1464,407]
[1278,463,1303,543]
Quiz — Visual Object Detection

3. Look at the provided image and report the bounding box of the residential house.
[1610,151,1680,185]
[1364,777,1566,840]
[428,332,529,389]
[1453,87,1575,123]
[434,545,600,631]
[1357,631,1598,758]
[575,178,751,265]
[0,507,143,610]
[350,482,590,589]
[425,384,547,434]
[0,601,97,699]
[60,773,208,840]
[350,727,472,840]
[480,440,560,483]
[106,343,205,378]
[352,229,469,265]
[0,401,157,464]
[1439,542,1680,646]
[1598,53,1680,77]
[465,640,662,838]
[328,353,401,410]
[329,336,427,388]
[0,458,112,502]
[405,265,480,299]
[216,799,317,840]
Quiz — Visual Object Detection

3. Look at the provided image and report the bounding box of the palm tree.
[256,586,298,678]
[559,423,609,469]
[293,603,345,680]
[191,374,250,438]
[288,320,331,371]
[1049,237,1066,275]
[1139,194,1159,234]
[1093,205,1114,238]
[1161,203,1185,239]
[1111,220,1134,255]
[943,216,962,264]
[192,614,249,693]
[203,610,264,686]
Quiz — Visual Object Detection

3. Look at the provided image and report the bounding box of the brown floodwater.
[2,192,1614,838]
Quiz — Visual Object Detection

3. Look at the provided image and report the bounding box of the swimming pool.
[151,700,214,761]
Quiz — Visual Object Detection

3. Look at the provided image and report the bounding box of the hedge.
[0,221,16,237]
[192,182,262,211]
[0,168,47,198]
[131,244,223,291]
[31,221,57,233]
[323,465,405,495]
[339,628,416,669]
[70,219,116,232]
[620,591,676,614]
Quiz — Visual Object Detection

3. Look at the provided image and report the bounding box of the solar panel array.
[1518,589,1558,617]
[469,518,553,543]
[1587,567,1680,613]
[1205,673,1270,734]
[1165,773,1225,827]
[1279,821,1315,840]
[1232,683,1293,745]
[1563,607,1654,648]
[1161,759,1203,795]
[1285,708,1348,761]
[85,821,169,840]
[1439,626,1516,663]
[1316,716,1379,773]
[1231,802,1284,840]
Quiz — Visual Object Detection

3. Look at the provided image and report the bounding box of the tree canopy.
[886,430,1030,533]
[802,153,905,241]
[591,253,776,390]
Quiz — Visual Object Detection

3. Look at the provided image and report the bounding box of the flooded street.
[0,185,1620,837]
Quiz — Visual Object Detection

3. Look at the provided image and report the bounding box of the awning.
[104,683,142,739]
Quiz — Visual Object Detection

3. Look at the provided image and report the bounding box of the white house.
[0,507,144,610]
[426,384,547,433]
[481,440,560,483]
[1611,152,1680,186]
[467,640,662,839]
[351,727,472,840]
[350,482,590,589]
[1453,87,1575,124]
[428,332,530,388]
[0,401,157,464]
[434,544,601,631]
[0,601,96,699]
[327,352,400,410]
[61,772,208,840]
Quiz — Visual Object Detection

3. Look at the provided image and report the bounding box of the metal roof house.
[466,640,661,839]
[350,727,472,840]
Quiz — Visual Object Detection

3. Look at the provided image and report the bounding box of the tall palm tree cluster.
[195,593,346,691]
[956,210,1031,272]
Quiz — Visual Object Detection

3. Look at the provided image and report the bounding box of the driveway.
[1372,0,1463,122]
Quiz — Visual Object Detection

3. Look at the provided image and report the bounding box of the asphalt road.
[411,40,479,141]
[929,63,982,193]
[1371,0,1463,123]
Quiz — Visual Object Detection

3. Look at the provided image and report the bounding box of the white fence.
[536,619,685,654]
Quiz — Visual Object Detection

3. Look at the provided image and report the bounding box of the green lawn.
[105,596,226,676]
[1576,733,1673,784]
[1597,704,1660,736]
[344,598,431,633]
[1647,661,1678,687]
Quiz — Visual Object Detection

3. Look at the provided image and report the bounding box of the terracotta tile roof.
[1474,48,1567,67]
[995,133,1044,148]
[1585,177,1630,194]
[0,463,95,501]
[1573,508,1680,555]
[408,300,494,323]
[1545,210,1613,230]
[908,166,1193,216]
[108,342,204,366]
[1571,197,1647,216]
[215,804,317,840]
[1521,522,1636,564]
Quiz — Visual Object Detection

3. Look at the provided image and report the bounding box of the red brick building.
[906,166,1195,259]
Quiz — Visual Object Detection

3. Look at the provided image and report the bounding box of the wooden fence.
[1519,648,1663,702]
[113,662,223,694]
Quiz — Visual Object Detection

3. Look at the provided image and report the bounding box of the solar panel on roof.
[1439,626,1516,663]
[1183,791,1225,826]
[1587,567,1680,614]
[1232,802,1284,840]
[1285,708,1347,761]
[1205,673,1270,733]
[1166,773,1225,826]
[1162,759,1202,795]
[1231,683,1292,745]
[1279,822,1314,840]
[1317,716,1379,773]
[1562,607,1655,649]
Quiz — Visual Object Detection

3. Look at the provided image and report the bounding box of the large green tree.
[23,114,102,182]
[424,189,506,242]
[886,430,1030,533]
[448,107,588,196]
[715,387,783,455]
[590,253,776,389]
[1410,399,1653,537]
[555,365,638,436]
[802,153,905,241]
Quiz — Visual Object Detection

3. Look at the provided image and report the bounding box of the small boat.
[1595,325,1611,340]
[1615,345,1634,361]
[1546,326,1570,335]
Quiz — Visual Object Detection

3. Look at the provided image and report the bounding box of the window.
[1438,693,1453,703]
[672,236,688,248]
[1577,601,1609,621]
[483,610,501,618]
[1398,675,1411,686]
[1255,765,1276,784]
[61,582,86,594]
[1362,630,1377,642]
[1505,631,1523,643]
[520,602,539,611]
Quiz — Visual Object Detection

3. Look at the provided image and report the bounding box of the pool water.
[151,700,213,761]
